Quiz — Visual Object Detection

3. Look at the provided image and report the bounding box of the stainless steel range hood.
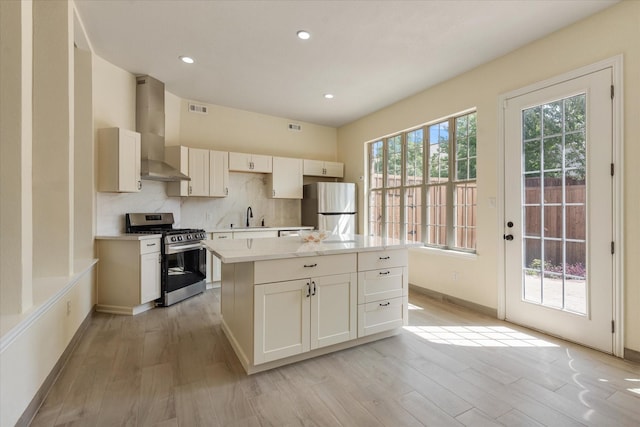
[136,75,190,182]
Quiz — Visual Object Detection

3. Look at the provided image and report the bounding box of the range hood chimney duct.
[136,75,190,181]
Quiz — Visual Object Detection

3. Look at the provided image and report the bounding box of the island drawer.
[140,238,161,254]
[254,253,356,284]
[357,296,404,337]
[358,249,407,272]
[357,267,404,304]
[212,232,233,240]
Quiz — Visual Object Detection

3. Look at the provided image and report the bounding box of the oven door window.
[163,248,206,293]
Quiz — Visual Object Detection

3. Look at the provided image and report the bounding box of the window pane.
[428,121,449,183]
[369,140,384,189]
[454,112,477,182]
[405,187,422,242]
[368,190,383,237]
[386,135,402,188]
[405,129,424,186]
[454,182,477,250]
[426,185,447,246]
[543,101,562,135]
[385,189,401,240]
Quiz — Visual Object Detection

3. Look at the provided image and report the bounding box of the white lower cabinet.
[140,251,162,304]
[217,248,408,374]
[96,237,161,315]
[357,249,408,337]
[254,272,357,364]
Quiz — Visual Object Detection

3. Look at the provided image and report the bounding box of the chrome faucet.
[246,206,253,227]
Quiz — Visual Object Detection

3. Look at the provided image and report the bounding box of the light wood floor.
[30,288,640,426]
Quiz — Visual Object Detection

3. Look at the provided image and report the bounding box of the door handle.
[311,281,317,296]
[306,282,311,298]
[503,234,514,241]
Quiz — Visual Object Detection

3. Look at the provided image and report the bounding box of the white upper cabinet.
[209,150,229,197]
[166,146,228,197]
[229,152,272,173]
[188,147,210,196]
[303,159,344,178]
[268,157,303,199]
[98,128,141,192]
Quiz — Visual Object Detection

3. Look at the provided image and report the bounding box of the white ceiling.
[74,0,617,128]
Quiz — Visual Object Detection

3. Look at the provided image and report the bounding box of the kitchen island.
[204,234,416,374]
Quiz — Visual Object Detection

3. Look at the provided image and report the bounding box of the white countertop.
[203,234,421,263]
[95,234,162,241]
[207,226,314,233]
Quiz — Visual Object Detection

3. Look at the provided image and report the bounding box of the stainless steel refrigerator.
[302,182,357,235]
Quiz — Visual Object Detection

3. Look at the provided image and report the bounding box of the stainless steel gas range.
[126,213,206,306]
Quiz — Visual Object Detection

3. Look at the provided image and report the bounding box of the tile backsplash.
[97,172,300,234]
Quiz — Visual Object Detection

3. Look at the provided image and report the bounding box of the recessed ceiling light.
[324,93,334,99]
[179,56,195,64]
[297,30,311,40]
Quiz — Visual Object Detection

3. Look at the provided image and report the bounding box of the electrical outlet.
[66,301,71,316]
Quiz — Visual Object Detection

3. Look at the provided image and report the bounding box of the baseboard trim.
[409,284,498,318]
[16,309,94,427]
[624,347,640,363]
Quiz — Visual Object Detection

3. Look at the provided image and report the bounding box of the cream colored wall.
[0,3,97,424]
[178,100,337,160]
[337,1,640,351]
[0,273,94,427]
[92,55,136,131]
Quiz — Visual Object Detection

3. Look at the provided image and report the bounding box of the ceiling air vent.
[288,123,302,131]
[188,103,208,114]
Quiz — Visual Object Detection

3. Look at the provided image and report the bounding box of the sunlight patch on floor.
[408,303,423,310]
[404,325,559,347]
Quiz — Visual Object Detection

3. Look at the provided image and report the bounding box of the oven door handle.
[165,242,204,254]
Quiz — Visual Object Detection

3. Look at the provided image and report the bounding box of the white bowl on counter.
[299,230,328,243]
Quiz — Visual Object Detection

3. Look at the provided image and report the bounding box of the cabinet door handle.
[311,281,316,296]
[379,302,391,307]
[137,181,142,190]
[306,282,311,298]
[189,185,193,195]
[225,187,228,195]
[379,256,390,260]
[273,190,276,197]
[158,254,162,263]
[379,271,390,275]
[304,263,317,268]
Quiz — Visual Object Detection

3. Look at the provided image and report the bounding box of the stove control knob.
[177,236,183,241]
[187,234,192,240]
[171,236,177,242]
[200,233,205,239]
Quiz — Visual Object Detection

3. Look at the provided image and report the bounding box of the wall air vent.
[288,123,302,131]
[188,103,208,114]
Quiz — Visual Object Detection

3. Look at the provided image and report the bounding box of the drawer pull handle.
[379,256,390,260]
[379,271,390,275]
[379,302,391,307]
[304,263,317,268]
[218,236,228,239]
[146,243,156,247]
